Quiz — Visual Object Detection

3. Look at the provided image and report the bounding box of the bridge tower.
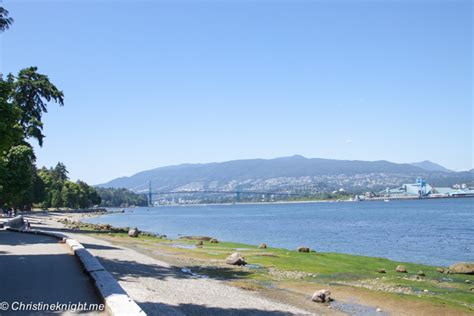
[236,186,241,203]
[148,181,153,207]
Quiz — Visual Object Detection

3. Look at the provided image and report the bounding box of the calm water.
[86,198,473,266]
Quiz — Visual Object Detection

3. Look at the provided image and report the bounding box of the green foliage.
[8,67,64,147]
[0,67,65,209]
[34,164,101,210]
[0,79,23,154]
[95,187,148,207]
[0,7,13,32]
[0,145,36,209]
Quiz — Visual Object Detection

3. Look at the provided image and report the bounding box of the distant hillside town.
[98,156,474,205]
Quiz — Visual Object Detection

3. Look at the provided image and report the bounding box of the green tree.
[51,190,63,208]
[37,167,55,208]
[52,162,69,182]
[9,67,64,146]
[61,181,79,209]
[0,79,22,155]
[0,145,36,209]
[0,7,13,33]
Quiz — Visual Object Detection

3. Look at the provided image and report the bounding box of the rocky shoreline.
[56,217,168,239]
[46,210,474,315]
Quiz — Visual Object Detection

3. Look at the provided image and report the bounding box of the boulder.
[259,243,267,249]
[225,252,246,266]
[449,262,474,275]
[436,268,445,273]
[417,270,425,276]
[311,289,332,303]
[196,240,204,246]
[297,246,310,253]
[210,238,219,243]
[128,227,139,237]
[395,265,407,273]
[377,268,386,274]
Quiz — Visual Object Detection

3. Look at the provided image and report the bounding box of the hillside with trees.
[95,187,147,207]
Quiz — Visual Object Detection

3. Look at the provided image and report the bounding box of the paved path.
[0,230,104,315]
[27,213,315,316]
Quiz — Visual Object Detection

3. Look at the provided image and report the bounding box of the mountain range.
[98,156,473,194]
[409,160,453,173]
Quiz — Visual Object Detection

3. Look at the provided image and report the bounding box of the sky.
[1,0,472,184]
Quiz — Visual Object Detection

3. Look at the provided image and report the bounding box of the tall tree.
[52,162,69,182]
[9,67,64,146]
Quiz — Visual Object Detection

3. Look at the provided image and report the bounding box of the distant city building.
[377,178,474,199]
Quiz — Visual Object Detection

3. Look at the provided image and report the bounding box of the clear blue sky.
[1,0,472,184]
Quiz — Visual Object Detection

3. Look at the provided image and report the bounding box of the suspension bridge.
[137,183,306,206]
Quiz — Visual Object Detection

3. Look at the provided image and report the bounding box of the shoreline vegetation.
[51,210,474,314]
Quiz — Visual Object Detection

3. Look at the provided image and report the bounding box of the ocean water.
[85,198,473,266]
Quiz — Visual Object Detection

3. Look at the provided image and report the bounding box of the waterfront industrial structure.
[374,178,474,200]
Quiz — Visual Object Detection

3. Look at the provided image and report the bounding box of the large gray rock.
[449,262,474,274]
[311,289,332,303]
[297,246,310,253]
[395,265,407,273]
[128,227,139,237]
[225,252,246,266]
[259,243,267,249]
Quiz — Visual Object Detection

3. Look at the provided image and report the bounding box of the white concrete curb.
[6,228,146,316]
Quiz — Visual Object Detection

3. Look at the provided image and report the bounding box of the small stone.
[378,268,386,274]
[423,289,429,293]
[196,240,204,246]
[436,268,444,273]
[259,243,267,249]
[225,252,246,266]
[128,227,139,237]
[417,270,425,276]
[210,238,219,243]
[376,308,382,312]
[395,265,407,273]
[297,246,310,253]
[311,289,331,303]
[465,280,471,284]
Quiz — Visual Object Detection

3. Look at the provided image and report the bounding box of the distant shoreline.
[132,194,474,208]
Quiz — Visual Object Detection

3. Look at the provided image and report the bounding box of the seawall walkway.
[0,230,104,315]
